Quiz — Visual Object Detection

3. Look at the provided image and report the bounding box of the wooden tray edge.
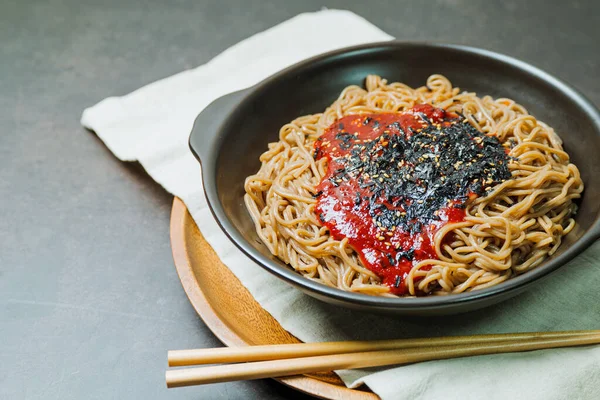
[169,197,378,400]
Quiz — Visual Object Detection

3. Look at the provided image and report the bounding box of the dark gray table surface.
[2,0,599,399]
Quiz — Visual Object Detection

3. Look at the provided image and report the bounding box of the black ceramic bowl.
[189,42,600,315]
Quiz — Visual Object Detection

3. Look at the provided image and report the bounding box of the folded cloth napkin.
[81,9,600,400]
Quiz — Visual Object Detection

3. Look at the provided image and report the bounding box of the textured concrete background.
[1,1,598,398]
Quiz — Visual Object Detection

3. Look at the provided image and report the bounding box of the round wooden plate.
[169,197,378,399]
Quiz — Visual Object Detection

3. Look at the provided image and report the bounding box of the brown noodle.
[244,75,584,297]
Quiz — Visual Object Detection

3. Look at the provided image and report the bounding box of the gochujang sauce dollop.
[313,104,511,295]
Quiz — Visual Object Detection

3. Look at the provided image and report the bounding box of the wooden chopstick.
[168,329,599,366]
[166,330,600,388]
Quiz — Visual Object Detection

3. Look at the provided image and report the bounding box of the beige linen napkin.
[81,9,600,400]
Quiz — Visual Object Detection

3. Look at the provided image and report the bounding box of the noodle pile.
[244,75,584,297]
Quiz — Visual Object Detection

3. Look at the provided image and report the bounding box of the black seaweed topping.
[386,253,396,266]
[335,131,355,150]
[354,192,362,207]
[327,114,512,232]
[394,275,402,288]
[313,146,322,160]
[396,248,415,262]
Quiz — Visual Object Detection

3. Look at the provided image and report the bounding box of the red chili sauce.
[313,104,510,295]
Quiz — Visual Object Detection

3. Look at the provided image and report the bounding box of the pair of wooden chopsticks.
[166,330,600,388]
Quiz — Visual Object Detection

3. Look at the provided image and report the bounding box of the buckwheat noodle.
[244,75,583,297]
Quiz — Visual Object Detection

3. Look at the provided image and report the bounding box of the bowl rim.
[191,40,600,310]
